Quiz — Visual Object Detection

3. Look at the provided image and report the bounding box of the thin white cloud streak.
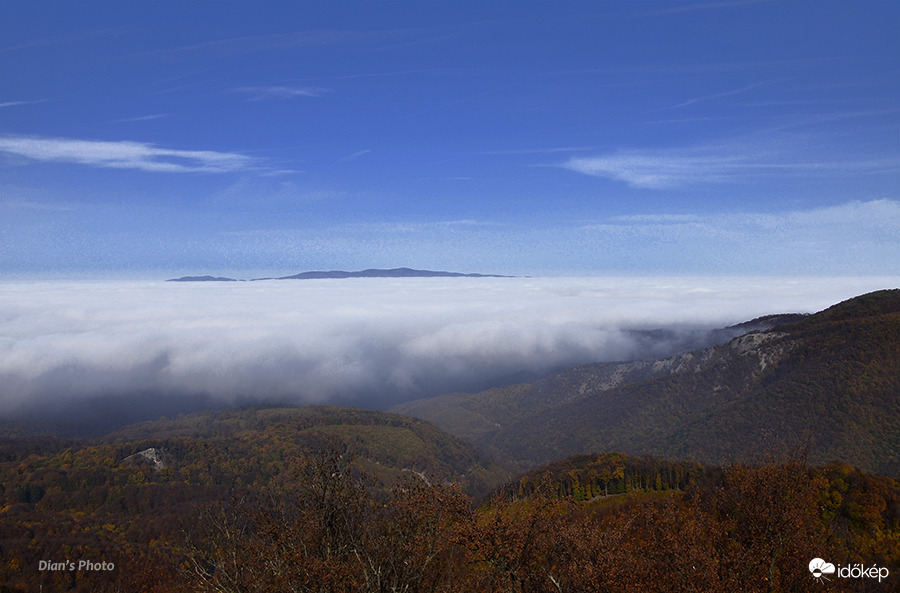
[1,200,75,212]
[580,200,900,274]
[658,80,771,111]
[233,85,333,100]
[142,29,379,59]
[647,0,769,15]
[561,142,898,189]
[338,149,372,162]
[0,100,49,111]
[563,147,749,188]
[479,146,600,155]
[0,135,253,173]
[598,200,900,234]
[2,27,131,53]
[1,276,895,413]
[109,114,168,123]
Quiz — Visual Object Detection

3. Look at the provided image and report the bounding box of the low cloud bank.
[1,277,895,417]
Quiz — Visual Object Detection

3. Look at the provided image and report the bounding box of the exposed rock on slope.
[121,447,171,471]
[395,290,900,476]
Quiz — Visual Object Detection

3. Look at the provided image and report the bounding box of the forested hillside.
[0,407,507,592]
[397,290,900,474]
[5,442,896,592]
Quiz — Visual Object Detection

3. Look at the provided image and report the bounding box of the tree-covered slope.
[399,290,900,474]
[101,405,508,495]
[0,406,509,591]
[4,408,898,592]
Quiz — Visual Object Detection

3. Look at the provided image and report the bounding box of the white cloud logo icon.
[809,558,836,580]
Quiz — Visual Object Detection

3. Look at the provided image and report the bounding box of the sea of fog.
[1,276,896,416]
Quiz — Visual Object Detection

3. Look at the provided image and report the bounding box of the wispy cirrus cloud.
[109,113,168,124]
[142,29,385,60]
[233,85,333,100]
[561,139,898,189]
[562,147,749,188]
[479,146,599,155]
[658,80,772,111]
[595,199,900,232]
[0,135,254,173]
[609,213,703,223]
[647,0,771,16]
[338,149,371,162]
[1,200,76,212]
[0,100,47,108]
[578,199,900,274]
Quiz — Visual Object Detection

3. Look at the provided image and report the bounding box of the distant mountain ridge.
[166,275,239,282]
[269,267,513,280]
[167,267,513,282]
[394,289,900,476]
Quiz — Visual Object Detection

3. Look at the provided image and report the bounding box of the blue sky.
[1,0,898,277]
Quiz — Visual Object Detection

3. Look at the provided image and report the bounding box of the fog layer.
[1,277,894,416]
